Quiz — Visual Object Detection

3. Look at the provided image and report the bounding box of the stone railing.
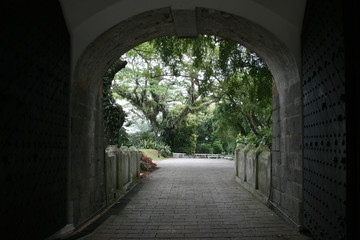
[172,152,187,158]
[104,146,140,205]
[234,144,271,202]
[173,153,233,159]
[189,153,221,158]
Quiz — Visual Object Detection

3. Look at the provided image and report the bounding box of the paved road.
[80,158,313,240]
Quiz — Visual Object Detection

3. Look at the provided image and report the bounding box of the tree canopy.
[152,36,272,136]
[108,35,273,151]
[112,40,217,139]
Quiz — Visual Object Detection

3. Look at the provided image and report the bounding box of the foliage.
[103,60,128,146]
[212,140,224,154]
[118,128,132,147]
[211,101,248,154]
[152,35,272,137]
[113,41,215,142]
[138,139,172,157]
[110,35,273,153]
[140,153,157,171]
[236,126,272,148]
[188,107,224,154]
[127,123,155,147]
[196,143,213,154]
[138,139,155,149]
[166,117,197,155]
[191,107,214,144]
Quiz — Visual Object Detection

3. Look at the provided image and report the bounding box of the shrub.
[140,153,157,171]
[236,126,272,148]
[139,139,154,149]
[158,144,172,157]
[138,139,172,157]
[212,140,224,154]
[196,143,214,154]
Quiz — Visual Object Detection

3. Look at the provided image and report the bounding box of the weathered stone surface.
[236,144,251,181]
[129,146,141,179]
[235,144,271,202]
[234,143,245,177]
[257,146,271,196]
[171,9,197,37]
[104,145,140,206]
[245,145,258,188]
[118,146,129,188]
[105,145,118,205]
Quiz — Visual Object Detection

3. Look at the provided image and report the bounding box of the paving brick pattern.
[81,158,313,240]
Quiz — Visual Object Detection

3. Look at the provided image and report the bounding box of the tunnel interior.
[1,1,356,240]
[71,6,302,229]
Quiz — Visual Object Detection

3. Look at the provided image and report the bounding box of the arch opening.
[70,7,302,228]
[108,35,273,156]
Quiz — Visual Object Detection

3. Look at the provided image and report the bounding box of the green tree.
[153,36,272,137]
[112,41,215,141]
[189,107,217,153]
[211,101,247,153]
[166,116,197,155]
[111,36,273,150]
[103,59,128,146]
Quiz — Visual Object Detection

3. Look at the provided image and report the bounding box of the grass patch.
[139,149,168,161]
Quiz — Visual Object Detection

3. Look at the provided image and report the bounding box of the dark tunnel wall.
[344,1,360,239]
[0,1,70,239]
[302,0,347,239]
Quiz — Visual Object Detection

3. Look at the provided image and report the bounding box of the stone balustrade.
[104,145,140,205]
[173,153,233,159]
[234,144,271,203]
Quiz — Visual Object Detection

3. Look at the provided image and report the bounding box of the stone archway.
[70,7,302,228]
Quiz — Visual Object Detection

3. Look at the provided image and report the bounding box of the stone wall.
[269,77,304,227]
[104,146,140,206]
[235,144,271,203]
[1,2,70,239]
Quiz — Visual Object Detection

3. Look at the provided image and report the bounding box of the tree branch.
[266,111,272,126]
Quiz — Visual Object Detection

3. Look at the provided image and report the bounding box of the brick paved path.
[81,158,313,240]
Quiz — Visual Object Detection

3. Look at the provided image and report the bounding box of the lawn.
[139,148,168,162]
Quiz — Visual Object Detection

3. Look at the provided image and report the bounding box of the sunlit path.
[79,158,312,240]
